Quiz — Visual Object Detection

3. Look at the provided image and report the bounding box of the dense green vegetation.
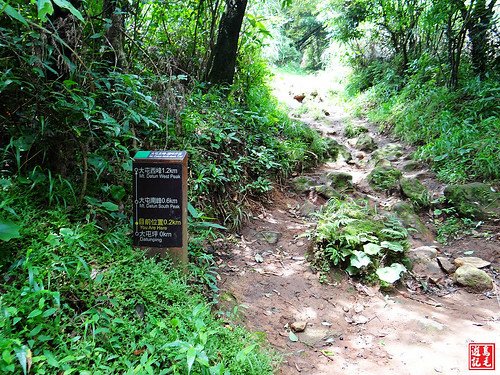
[259,0,499,183]
[0,1,329,373]
[1,0,499,372]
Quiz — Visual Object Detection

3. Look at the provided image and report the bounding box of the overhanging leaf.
[53,0,84,21]
[37,0,54,21]
[376,263,407,284]
[0,1,28,25]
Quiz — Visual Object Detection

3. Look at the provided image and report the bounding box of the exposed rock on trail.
[217,72,499,374]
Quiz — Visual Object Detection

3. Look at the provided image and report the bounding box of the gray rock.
[453,265,493,292]
[454,257,491,269]
[356,133,377,152]
[400,177,431,207]
[437,257,456,274]
[408,246,444,282]
[444,183,500,220]
[408,246,438,261]
[326,172,353,192]
[259,231,281,244]
[299,201,316,216]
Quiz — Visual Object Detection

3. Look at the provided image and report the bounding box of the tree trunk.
[206,0,248,85]
[467,0,496,78]
[103,0,128,69]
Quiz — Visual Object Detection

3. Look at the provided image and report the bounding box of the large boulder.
[453,265,493,292]
[444,183,500,220]
[368,165,402,192]
[400,177,431,207]
[355,133,377,152]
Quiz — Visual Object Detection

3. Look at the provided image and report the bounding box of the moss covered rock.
[372,143,404,162]
[392,201,433,240]
[368,165,402,191]
[355,133,377,152]
[453,264,493,292]
[444,183,500,220]
[325,138,352,162]
[400,177,431,207]
[326,172,353,192]
[314,184,342,199]
[292,176,316,193]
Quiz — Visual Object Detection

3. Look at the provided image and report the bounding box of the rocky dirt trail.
[216,71,499,374]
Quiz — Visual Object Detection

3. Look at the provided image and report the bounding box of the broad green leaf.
[186,346,196,374]
[288,331,299,342]
[350,250,371,268]
[110,185,126,201]
[37,0,54,21]
[363,243,381,255]
[15,346,28,375]
[0,1,28,25]
[380,241,404,252]
[235,344,256,362]
[27,309,43,319]
[376,263,407,284]
[43,308,58,317]
[0,221,20,241]
[101,202,119,211]
[43,350,59,367]
[53,0,84,21]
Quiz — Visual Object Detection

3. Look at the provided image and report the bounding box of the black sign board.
[133,151,187,261]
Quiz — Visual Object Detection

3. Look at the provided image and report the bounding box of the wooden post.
[133,151,188,265]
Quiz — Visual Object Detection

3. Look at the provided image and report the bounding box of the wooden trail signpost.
[133,151,188,265]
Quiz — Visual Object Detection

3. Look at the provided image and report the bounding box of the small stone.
[454,257,491,269]
[354,304,364,313]
[402,160,422,172]
[437,257,456,274]
[291,321,307,332]
[453,265,493,292]
[409,246,444,281]
[254,253,264,263]
[353,315,369,325]
[408,246,438,261]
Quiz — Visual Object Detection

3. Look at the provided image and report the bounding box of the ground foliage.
[310,197,410,285]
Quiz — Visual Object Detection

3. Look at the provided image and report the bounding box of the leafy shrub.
[310,197,409,284]
[0,187,275,374]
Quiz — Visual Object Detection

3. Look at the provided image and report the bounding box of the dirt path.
[217,71,499,374]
